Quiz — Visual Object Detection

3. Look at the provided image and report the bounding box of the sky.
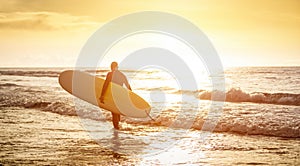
[0,0,299,67]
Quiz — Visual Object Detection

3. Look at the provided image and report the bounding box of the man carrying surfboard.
[100,62,132,129]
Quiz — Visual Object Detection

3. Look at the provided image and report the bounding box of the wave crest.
[198,88,300,106]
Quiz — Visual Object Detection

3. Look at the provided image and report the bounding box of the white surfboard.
[58,70,151,118]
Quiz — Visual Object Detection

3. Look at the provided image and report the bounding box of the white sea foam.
[198,88,300,106]
[1,67,299,138]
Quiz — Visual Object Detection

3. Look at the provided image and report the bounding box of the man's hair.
[111,62,118,70]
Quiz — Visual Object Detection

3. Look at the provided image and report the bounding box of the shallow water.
[1,108,299,165]
[0,67,300,165]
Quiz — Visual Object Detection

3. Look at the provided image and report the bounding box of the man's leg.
[112,112,120,129]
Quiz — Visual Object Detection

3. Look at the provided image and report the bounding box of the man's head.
[111,62,118,71]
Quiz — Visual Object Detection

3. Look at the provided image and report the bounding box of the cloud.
[0,11,99,31]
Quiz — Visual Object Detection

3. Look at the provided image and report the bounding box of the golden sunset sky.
[0,0,299,67]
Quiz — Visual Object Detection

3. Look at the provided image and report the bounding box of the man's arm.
[100,72,112,103]
[124,75,132,91]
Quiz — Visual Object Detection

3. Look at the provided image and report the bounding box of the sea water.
[0,67,299,165]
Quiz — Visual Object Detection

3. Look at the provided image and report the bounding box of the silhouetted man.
[100,62,131,129]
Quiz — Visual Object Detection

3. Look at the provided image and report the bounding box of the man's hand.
[99,96,104,103]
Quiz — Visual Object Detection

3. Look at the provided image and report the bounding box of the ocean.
[0,67,299,165]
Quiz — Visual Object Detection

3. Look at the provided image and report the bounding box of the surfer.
[100,62,132,129]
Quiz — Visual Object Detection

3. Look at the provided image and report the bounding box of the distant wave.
[0,69,147,78]
[0,70,61,77]
[0,83,21,87]
[198,88,300,106]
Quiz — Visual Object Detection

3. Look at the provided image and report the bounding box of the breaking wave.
[198,88,300,106]
[123,108,300,138]
[1,71,299,138]
[1,85,299,138]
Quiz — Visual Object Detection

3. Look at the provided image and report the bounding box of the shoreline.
[1,108,299,165]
